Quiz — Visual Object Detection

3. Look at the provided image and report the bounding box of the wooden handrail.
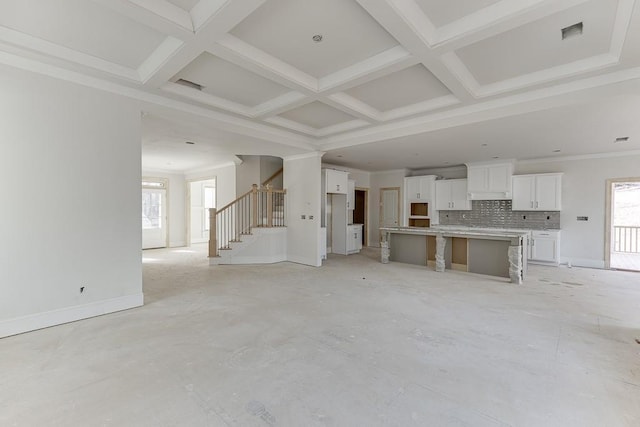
[261,167,283,187]
[210,184,287,258]
[216,188,253,215]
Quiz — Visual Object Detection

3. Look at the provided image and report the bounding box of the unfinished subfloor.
[2,246,640,426]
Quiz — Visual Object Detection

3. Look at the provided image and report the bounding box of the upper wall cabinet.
[465,161,514,200]
[323,169,348,194]
[405,175,435,201]
[435,179,472,210]
[347,179,355,210]
[512,173,562,211]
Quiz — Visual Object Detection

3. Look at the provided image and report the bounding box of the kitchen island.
[380,226,528,284]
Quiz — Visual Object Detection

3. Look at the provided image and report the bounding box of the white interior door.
[380,188,399,242]
[142,188,167,249]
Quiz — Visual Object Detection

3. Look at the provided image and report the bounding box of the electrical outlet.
[577,216,588,221]
[301,215,306,219]
[80,286,85,294]
[309,215,314,220]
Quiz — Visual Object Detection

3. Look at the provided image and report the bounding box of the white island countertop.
[380,226,528,245]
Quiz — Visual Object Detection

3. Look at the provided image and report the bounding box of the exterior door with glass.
[142,188,167,249]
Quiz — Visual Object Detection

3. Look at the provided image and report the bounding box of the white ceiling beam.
[0,27,139,82]
[210,35,318,93]
[92,0,194,39]
[356,0,475,102]
[325,93,383,122]
[318,65,640,150]
[432,0,593,51]
[251,92,311,119]
[318,46,419,93]
[142,0,266,88]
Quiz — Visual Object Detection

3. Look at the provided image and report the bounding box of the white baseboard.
[287,254,322,267]
[211,254,287,265]
[0,293,144,339]
[559,257,605,269]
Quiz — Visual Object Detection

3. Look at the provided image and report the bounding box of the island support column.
[508,244,523,284]
[435,234,446,272]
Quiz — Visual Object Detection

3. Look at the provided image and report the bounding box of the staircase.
[209,180,286,265]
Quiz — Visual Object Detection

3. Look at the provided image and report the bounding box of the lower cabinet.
[347,224,363,254]
[528,230,560,265]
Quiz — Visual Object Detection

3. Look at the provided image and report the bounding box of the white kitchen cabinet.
[529,230,560,265]
[404,175,434,201]
[465,161,514,200]
[347,224,363,254]
[403,175,438,227]
[347,179,355,210]
[324,169,348,194]
[512,173,562,211]
[435,179,471,210]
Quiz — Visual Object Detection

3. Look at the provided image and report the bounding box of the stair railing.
[209,184,286,257]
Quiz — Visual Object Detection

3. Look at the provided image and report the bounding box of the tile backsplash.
[438,200,560,230]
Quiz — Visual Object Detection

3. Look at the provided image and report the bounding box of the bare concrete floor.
[2,246,640,426]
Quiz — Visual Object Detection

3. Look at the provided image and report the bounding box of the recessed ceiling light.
[492,156,499,159]
[481,143,488,147]
[336,155,343,158]
[615,136,630,143]
[553,149,561,153]
[185,141,195,145]
[312,34,323,43]
[561,22,583,40]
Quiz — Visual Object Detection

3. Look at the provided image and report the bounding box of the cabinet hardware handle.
[535,201,539,208]
[417,192,420,199]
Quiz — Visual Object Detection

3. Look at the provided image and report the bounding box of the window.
[203,185,216,231]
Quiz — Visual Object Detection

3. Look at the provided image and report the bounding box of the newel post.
[251,184,258,228]
[266,183,273,227]
[208,208,217,257]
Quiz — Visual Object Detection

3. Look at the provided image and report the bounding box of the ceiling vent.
[561,22,583,40]
[614,136,629,143]
[176,78,204,91]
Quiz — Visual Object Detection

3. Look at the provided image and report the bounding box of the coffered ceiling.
[1,0,639,172]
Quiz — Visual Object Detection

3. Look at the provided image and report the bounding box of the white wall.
[284,153,323,266]
[321,163,371,188]
[186,163,236,211]
[516,154,640,268]
[235,155,261,196]
[0,68,143,337]
[142,171,186,247]
[369,170,407,247]
[260,156,283,188]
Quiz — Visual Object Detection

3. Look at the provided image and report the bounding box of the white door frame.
[142,177,169,249]
[605,177,640,269]
[379,187,400,244]
[186,176,216,247]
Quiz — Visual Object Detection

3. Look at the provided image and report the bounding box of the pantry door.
[380,187,400,243]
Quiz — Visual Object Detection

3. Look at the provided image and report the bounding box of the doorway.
[188,178,216,245]
[606,178,640,271]
[142,179,168,249]
[379,187,400,244]
[354,188,368,247]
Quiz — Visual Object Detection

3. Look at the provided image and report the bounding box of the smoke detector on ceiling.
[312,34,323,43]
[614,136,630,143]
